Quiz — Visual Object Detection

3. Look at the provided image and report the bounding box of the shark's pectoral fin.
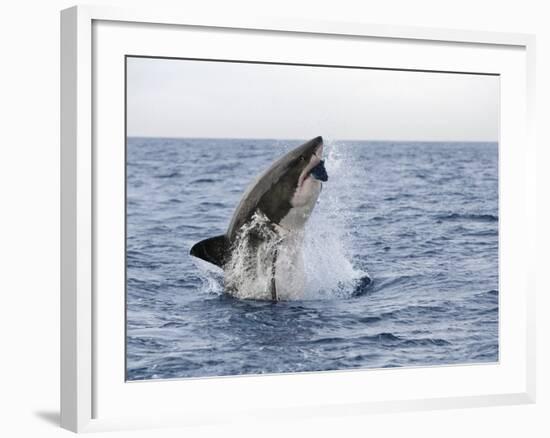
[190,235,228,268]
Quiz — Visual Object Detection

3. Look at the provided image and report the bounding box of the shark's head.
[253,136,328,228]
[188,136,332,266]
[227,136,328,239]
[275,136,327,206]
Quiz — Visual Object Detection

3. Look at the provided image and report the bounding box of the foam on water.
[224,212,282,300]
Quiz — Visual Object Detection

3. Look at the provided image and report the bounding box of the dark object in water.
[352,275,372,297]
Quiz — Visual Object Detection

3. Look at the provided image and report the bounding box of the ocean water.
[126,138,498,380]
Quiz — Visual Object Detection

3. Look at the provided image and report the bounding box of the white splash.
[224,212,281,300]
[301,140,368,299]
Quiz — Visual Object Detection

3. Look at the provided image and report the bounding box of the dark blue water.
[126,138,498,380]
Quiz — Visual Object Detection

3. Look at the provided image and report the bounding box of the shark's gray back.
[227,149,298,241]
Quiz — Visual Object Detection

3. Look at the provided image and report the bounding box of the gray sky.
[127,57,499,142]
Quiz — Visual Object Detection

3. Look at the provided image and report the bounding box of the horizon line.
[126,135,499,143]
[126,135,498,143]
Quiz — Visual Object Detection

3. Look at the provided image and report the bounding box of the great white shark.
[190,136,328,300]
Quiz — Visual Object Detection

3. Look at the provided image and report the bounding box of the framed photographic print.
[61,5,536,433]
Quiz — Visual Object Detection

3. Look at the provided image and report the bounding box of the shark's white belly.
[223,222,307,300]
[224,178,321,300]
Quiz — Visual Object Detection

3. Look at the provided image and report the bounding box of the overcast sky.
[127,57,499,142]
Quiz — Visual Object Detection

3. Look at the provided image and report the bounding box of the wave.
[156,171,181,179]
[435,213,498,222]
[191,177,217,184]
[371,274,418,290]
[367,332,401,342]
[463,230,498,237]
[400,338,451,346]
[358,316,382,323]
[358,333,451,347]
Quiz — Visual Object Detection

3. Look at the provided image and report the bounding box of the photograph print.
[126,56,499,380]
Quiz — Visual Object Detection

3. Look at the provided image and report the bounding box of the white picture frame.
[60,4,536,433]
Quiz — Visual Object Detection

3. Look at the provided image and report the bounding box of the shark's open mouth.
[310,160,328,182]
